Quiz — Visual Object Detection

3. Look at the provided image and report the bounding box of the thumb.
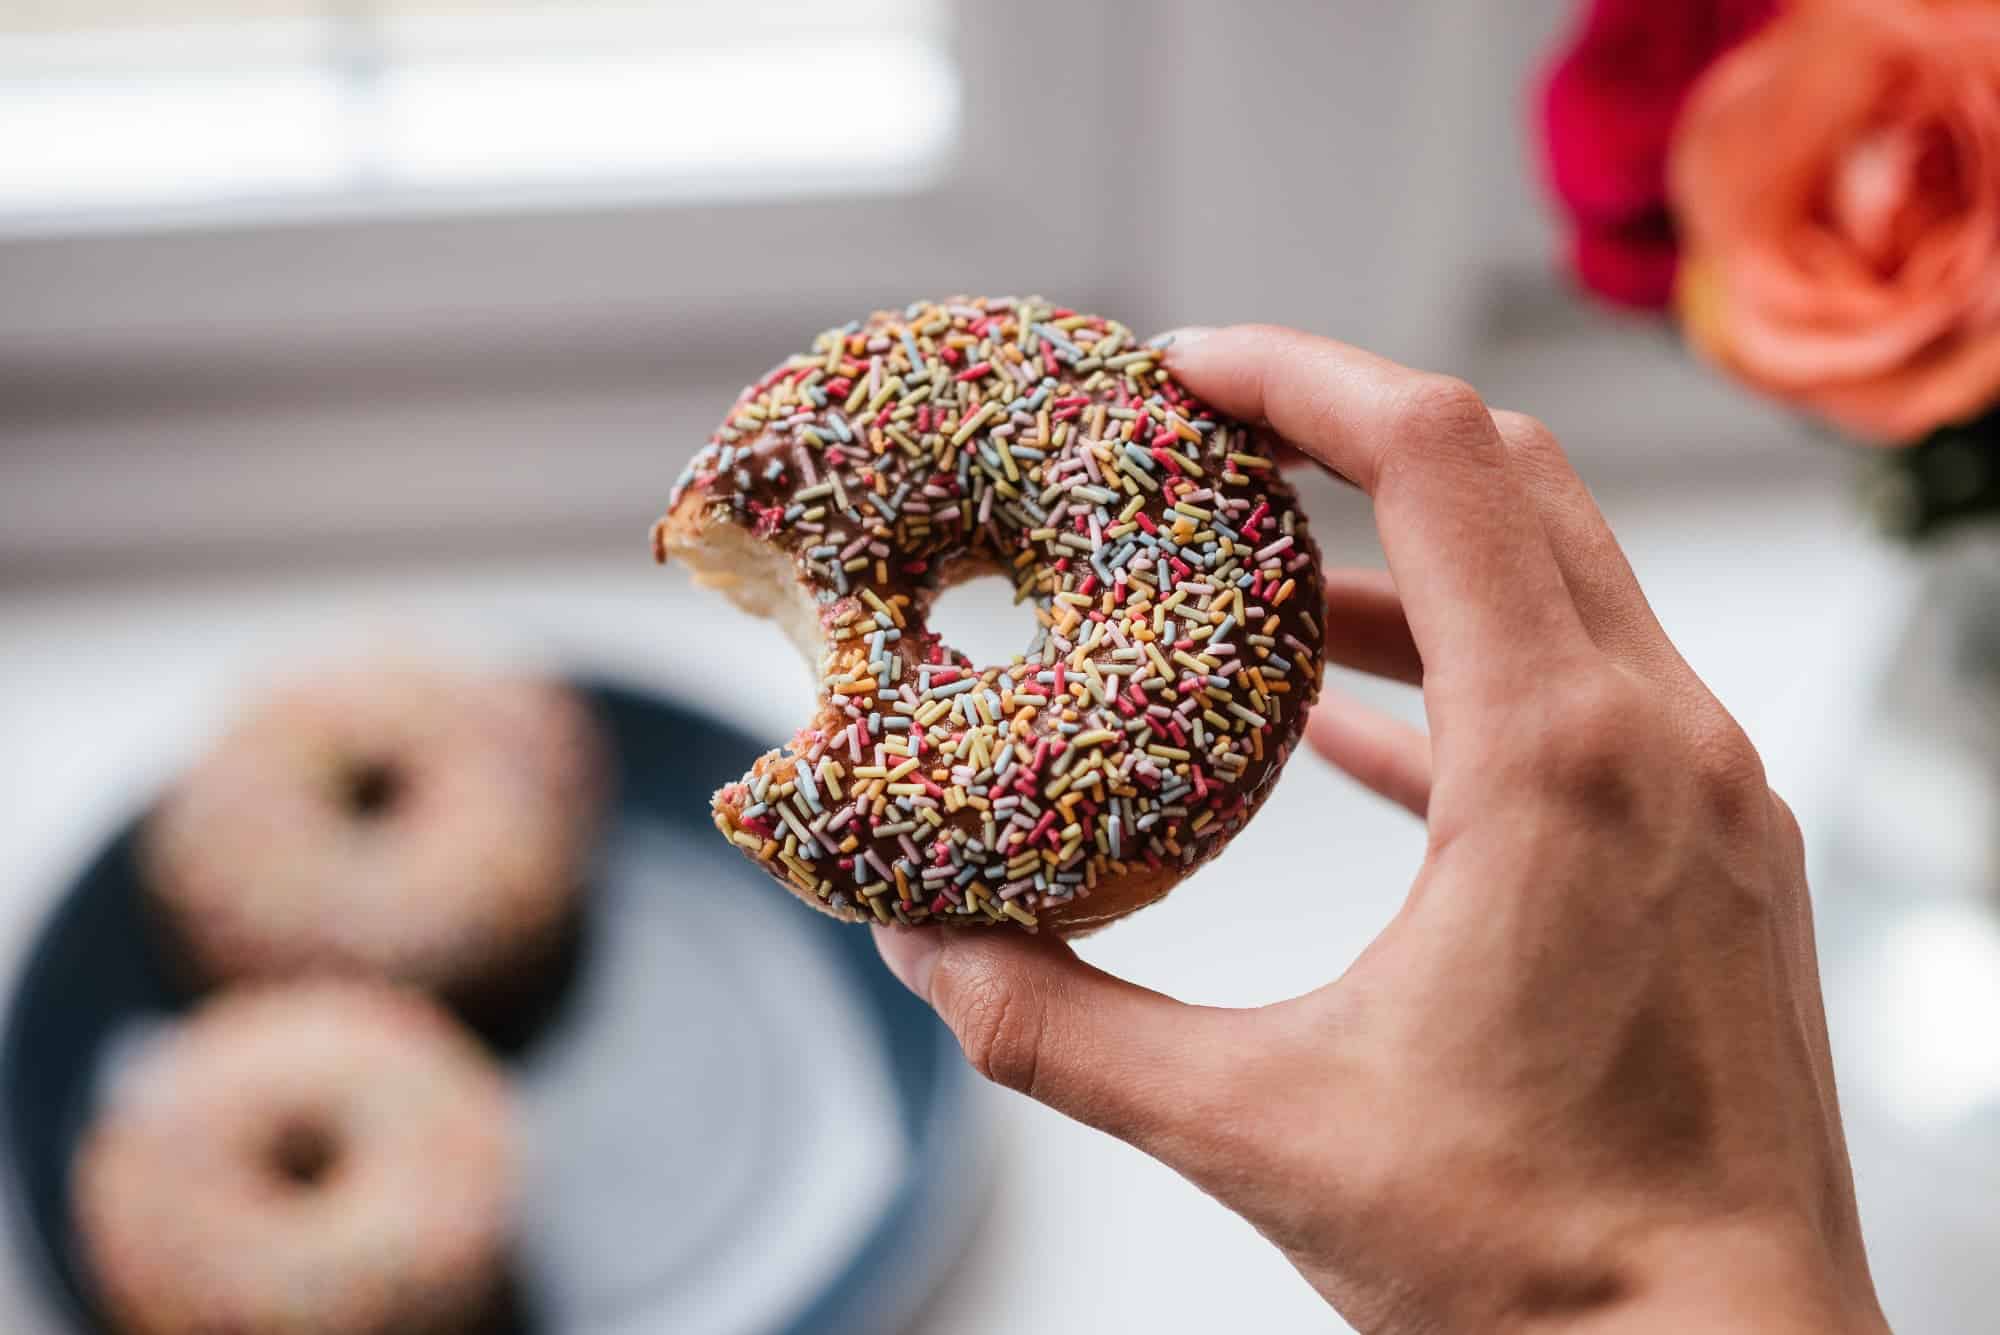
[873,925,1263,1171]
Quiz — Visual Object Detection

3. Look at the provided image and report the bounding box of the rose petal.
[1669,0,2000,441]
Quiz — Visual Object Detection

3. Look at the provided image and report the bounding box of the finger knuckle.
[941,959,1043,1095]
[1768,790,1804,852]
[1535,671,1656,817]
[1397,373,1488,434]
[1491,411,1575,486]
[1374,374,1501,490]
[1685,709,1769,825]
[1490,409,1561,459]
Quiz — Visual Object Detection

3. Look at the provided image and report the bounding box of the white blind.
[0,0,958,221]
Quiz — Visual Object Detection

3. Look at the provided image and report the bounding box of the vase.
[1817,528,2000,1330]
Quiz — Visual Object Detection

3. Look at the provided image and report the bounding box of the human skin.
[874,325,1891,1334]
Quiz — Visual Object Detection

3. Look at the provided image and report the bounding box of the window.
[0,0,1129,567]
[0,0,958,230]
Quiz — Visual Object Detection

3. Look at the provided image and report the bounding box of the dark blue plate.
[1,682,982,1334]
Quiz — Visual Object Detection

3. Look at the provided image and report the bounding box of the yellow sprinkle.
[1172,649,1215,675]
[950,400,998,445]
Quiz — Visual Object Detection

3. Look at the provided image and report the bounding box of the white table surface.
[1,473,1956,1333]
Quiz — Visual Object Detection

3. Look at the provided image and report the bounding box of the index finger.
[1166,325,1591,705]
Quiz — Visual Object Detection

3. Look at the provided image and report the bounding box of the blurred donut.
[72,981,514,1335]
[142,660,606,1017]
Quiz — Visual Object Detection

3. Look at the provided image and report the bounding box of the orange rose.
[1670,0,2000,442]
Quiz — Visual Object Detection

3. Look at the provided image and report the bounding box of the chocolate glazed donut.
[656,297,1324,933]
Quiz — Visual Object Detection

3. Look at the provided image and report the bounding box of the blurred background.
[1,2,1992,1332]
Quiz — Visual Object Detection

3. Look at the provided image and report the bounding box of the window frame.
[0,0,1139,374]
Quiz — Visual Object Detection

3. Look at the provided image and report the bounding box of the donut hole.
[267,1117,342,1190]
[340,759,405,820]
[926,570,1035,669]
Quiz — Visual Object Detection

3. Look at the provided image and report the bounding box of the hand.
[873,326,1889,1334]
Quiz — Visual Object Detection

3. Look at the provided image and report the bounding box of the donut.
[654,297,1324,932]
[142,661,606,1017]
[72,981,514,1335]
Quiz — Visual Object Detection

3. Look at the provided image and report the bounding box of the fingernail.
[872,925,942,1003]
[1147,326,1213,354]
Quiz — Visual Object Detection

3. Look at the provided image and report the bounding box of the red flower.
[1537,0,1780,308]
